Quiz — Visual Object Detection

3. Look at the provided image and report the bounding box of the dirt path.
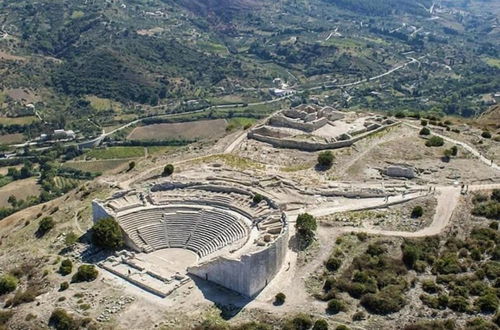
[404,122,500,171]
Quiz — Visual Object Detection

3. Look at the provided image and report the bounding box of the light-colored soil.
[0,177,40,207]
[0,50,26,61]
[4,88,40,104]
[127,119,228,141]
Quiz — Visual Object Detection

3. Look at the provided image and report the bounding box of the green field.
[54,176,81,189]
[226,117,258,132]
[84,146,145,160]
[0,116,38,125]
[147,146,177,155]
[63,159,129,174]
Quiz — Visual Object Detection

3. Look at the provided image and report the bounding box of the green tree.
[38,217,55,235]
[275,292,286,305]
[253,193,264,204]
[327,299,346,314]
[317,151,334,168]
[313,319,329,330]
[296,213,317,248]
[481,131,492,139]
[72,265,98,283]
[162,164,174,176]
[425,136,444,147]
[419,127,430,135]
[59,259,73,276]
[411,206,424,218]
[92,217,124,250]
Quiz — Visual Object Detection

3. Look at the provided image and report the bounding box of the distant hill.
[325,0,433,16]
[173,0,262,18]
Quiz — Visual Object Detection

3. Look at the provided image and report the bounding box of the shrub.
[284,314,313,330]
[475,293,499,313]
[395,111,405,118]
[49,309,77,330]
[59,282,69,291]
[425,136,444,147]
[335,326,349,330]
[275,292,286,305]
[317,151,334,168]
[448,296,469,312]
[92,217,124,250]
[0,274,18,295]
[434,254,463,274]
[403,320,456,330]
[420,120,428,126]
[64,232,79,247]
[411,206,424,218]
[162,164,174,176]
[127,161,136,171]
[402,245,419,269]
[59,259,73,276]
[472,201,500,220]
[325,257,342,272]
[473,193,489,204]
[0,310,14,326]
[450,146,458,156]
[421,280,439,294]
[38,217,55,235]
[366,242,387,256]
[312,319,328,330]
[72,265,98,283]
[8,288,38,307]
[482,131,492,139]
[252,193,264,204]
[327,299,345,314]
[360,286,406,315]
[352,311,365,321]
[492,189,500,202]
[419,127,430,136]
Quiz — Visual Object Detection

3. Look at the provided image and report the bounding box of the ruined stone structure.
[248,105,397,151]
[385,165,416,179]
[92,181,288,297]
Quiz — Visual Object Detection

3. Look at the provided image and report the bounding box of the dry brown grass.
[127,119,227,141]
[0,178,40,207]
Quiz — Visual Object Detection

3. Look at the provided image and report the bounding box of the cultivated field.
[0,116,38,125]
[0,133,25,144]
[127,119,227,141]
[0,177,40,207]
[63,159,130,174]
[84,146,145,160]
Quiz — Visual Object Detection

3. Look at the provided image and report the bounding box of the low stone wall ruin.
[248,122,399,152]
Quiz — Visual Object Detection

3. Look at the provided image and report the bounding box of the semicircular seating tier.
[117,206,249,257]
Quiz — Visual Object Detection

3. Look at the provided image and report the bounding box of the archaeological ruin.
[248,104,397,151]
[92,181,289,298]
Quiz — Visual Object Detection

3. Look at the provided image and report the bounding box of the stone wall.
[188,217,289,297]
[248,122,399,152]
[268,114,327,132]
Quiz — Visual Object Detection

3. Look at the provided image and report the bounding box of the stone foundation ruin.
[248,104,397,151]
